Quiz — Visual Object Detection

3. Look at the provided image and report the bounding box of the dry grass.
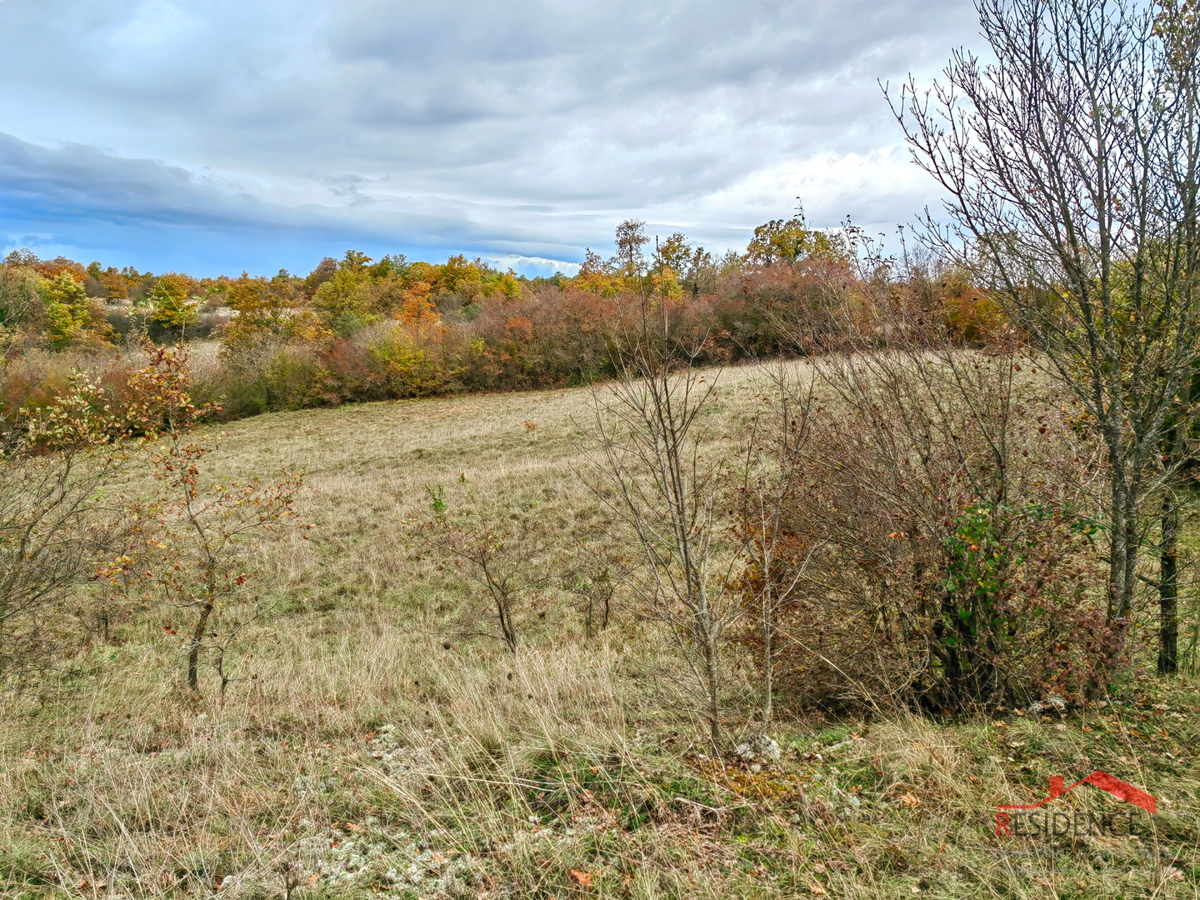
[2,360,1199,898]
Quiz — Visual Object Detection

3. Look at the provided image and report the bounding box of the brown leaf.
[569,869,594,888]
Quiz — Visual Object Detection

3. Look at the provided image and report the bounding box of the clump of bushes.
[735,327,1118,715]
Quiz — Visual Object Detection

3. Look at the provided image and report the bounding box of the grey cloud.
[0,0,979,272]
[0,132,595,270]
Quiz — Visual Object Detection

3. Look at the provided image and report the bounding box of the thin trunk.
[187,600,213,693]
[1108,477,1130,620]
[1099,478,1139,689]
[497,595,517,654]
[703,629,721,745]
[762,593,774,725]
[1158,493,1180,676]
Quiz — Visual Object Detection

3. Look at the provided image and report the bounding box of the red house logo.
[995,772,1156,837]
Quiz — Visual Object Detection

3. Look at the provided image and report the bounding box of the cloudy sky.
[0,0,979,277]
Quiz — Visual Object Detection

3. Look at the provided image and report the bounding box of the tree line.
[0,214,1000,422]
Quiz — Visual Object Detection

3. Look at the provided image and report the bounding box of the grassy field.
[1,360,1198,899]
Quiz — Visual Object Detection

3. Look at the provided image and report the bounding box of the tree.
[732,362,817,723]
[148,273,200,334]
[412,503,547,654]
[585,278,738,744]
[304,256,339,295]
[746,206,848,266]
[312,266,371,332]
[340,249,373,273]
[655,233,719,299]
[0,264,45,331]
[890,0,1200,674]
[395,280,440,327]
[41,272,93,348]
[1148,0,1199,675]
[613,219,649,277]
[223,275,292,339]
[574,249,618,296]
[101,347,305,695]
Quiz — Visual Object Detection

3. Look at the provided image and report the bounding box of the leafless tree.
[732,360,820,724]
[889,0,1200,673]
[584,289,740,744]
[415,512,545,654]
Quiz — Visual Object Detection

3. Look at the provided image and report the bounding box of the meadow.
[1,358,1198,899]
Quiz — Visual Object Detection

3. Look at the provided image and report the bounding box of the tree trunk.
[702,629,721,745]
[188,600,214,693]
[1158,493,1180,676]
[762,594,774,725]
[1108,477,1137,621]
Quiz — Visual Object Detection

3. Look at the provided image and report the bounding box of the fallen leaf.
[569,869,594,888]
[899,792,922,808]
[809,883,827,896]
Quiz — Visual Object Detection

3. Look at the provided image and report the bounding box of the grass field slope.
[2,361,1198,899]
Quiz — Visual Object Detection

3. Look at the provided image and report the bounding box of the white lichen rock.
[735,733,781,763]
[1027,693,1068,715]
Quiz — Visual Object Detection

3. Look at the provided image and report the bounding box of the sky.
[0,0,981,277]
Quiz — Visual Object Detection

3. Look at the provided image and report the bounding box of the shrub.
[738,335,1116,714]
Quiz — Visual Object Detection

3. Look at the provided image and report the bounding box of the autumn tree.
[0,264,46,333]
[746,206,848,266]
[41,272,104,349]
[613,219,650,279]
[0,375,126,688]
[312,258,372,332]
[148,273,200,335]
[304,257,339,296]
[223,274,321,345]
[432,254,484,305]
[395,280,440,327]
[650,233,719,300]
[574,250,619,296]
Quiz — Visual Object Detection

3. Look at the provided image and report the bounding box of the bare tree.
[584,285,739,744]
[414,509,546,654]
[561,551,621,639]
[890,0,1200,673]
[732,361,820,724]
